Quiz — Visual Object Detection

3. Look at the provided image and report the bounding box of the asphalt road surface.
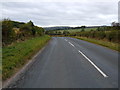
[17,37,118,88]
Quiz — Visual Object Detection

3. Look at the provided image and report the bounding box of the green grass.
[0,48,2,80]
[73,36,120,52]
[56,28,97,33]
[2,35,51,81]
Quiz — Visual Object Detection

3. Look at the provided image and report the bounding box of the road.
[16,37,118,88]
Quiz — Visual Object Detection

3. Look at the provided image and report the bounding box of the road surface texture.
[16,37,118,88]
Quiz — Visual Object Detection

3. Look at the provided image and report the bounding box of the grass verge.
[73,36,120,52]
[2,35,51,81]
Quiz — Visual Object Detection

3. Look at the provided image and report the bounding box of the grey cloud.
[1,1,118,26]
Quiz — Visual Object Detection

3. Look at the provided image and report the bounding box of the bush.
[71,29,119,43]
[2,19,45,46]
[63,31,70,36]
[2,19,16,45]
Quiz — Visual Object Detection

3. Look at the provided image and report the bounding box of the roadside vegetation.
[46,26,120,51]
[2,19,45,46]
[74,36,120,52]
[51,27,97,33]
[2,19,51,81]
[3,35,50,81]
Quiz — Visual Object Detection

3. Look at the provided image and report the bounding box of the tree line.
[46,26,120,43]
[2,19,45,46]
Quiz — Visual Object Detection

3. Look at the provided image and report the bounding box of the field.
[55,27,97,33]
[2,35,51,81]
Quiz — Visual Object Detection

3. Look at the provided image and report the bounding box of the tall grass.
[74,36,120,52]
[2,35,51,81]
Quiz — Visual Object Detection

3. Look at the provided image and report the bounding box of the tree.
[81,26,86,32]
[34,26,45,36]
[58,31,61,35]
[19,20,36,37]
[2,19,16,45]
[27,20,35,36]
[19,23,31,37]
[63,31,70,36]
[97,27,100,31]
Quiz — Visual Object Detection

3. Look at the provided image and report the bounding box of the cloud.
[1,1,118,27]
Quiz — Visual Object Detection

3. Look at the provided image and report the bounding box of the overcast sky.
[1,0,119,27]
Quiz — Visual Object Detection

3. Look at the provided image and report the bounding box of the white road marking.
[65,39,68,41]
[67,41,108,77]
[78,50,108,78]
[69,42,75,47]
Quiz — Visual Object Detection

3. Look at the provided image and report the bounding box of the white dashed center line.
[78,50,108,78]
[68,42,75,47]
[67,40,108,78]
[65,39,68,41]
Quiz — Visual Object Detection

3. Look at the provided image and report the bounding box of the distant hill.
[43,26,104,31]
[43,26,73,31]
